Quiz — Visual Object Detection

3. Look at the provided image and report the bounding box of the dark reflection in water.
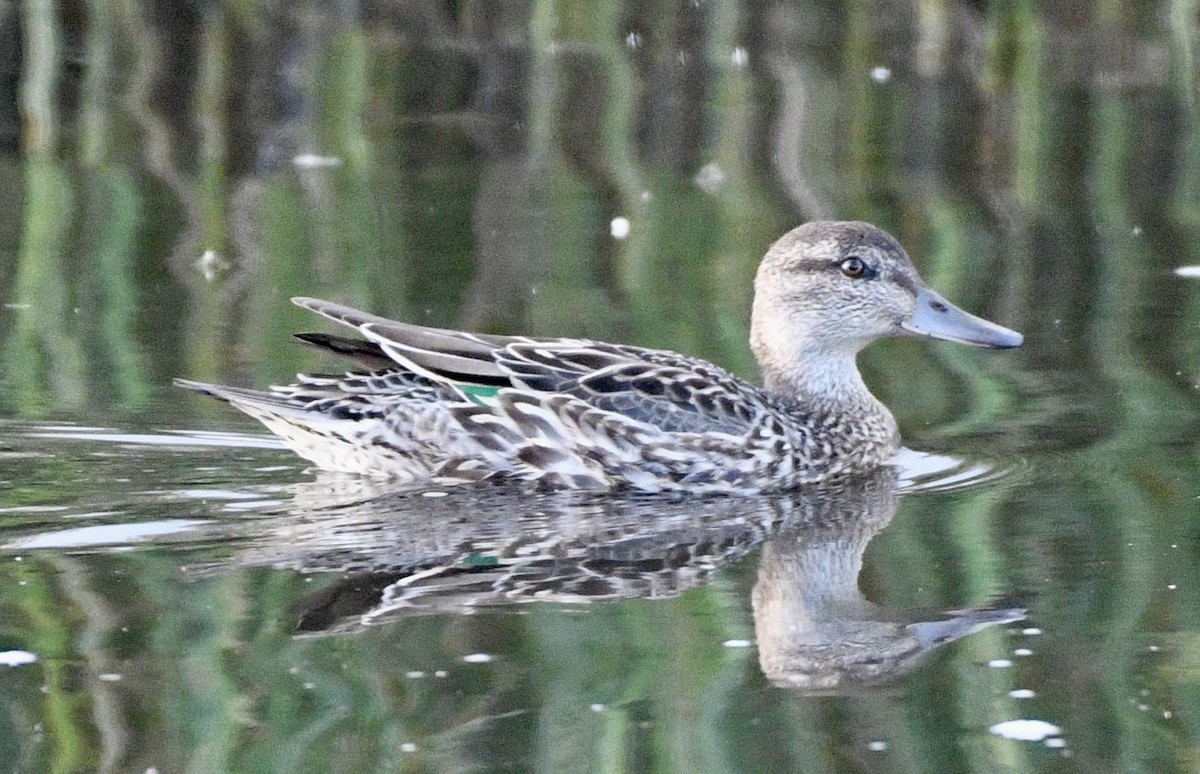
[215,468,1022,692]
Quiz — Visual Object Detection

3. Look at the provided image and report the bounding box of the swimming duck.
[176,221,1021,492]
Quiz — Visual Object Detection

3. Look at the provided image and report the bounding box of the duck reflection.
[750,470,1022,690]
[266,467,1021,692]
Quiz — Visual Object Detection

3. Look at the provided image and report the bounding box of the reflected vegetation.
[0,0,1199,771]
[1,0,1198,438]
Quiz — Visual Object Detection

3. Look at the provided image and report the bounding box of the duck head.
[750,221,1022,400]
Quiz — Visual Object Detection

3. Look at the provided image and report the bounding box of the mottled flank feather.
[176,221,1021,492]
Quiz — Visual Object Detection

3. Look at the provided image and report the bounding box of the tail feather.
[173,378,273,404]
[172,378,327,423]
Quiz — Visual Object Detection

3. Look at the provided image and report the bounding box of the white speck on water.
[401,742,417,753]
[1045,737,1068,749]
[7,519,209,549]
[463,653,493,664]
[0,650,37,667]
[0,506,67,515]
[723,639,752,648]
[732,46,748,67]
[1164,710,1173,719]
[303,682,315,690]
[639,190,652,203]
[1137,703,1149,712]
[293,153,342,168]
[988,659,1014,668]
[435,670,448,678]
[870,65,892,83]
[1149,645,1161,652]
[195,249,227,282]
[3,303,31,310]
[989,719,1062,742]
[406,670,426,679]
[179,489,263,501]
[1132,225,1143,235]
[1010,688,1036,699]
[223,499,283,512]
[626,32,642,50]
[867,740,887,752]
[610,217,631,239]
[590,703,605,712]
[694,162,726,193]
[98,673,122,682]
[1168,584,1177,590]
[421,491,449,498]
[1014,648,1033,657]
[1175,266,1200,277]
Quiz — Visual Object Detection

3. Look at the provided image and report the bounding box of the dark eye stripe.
[892,272,917,293]
[784,259,834,273]
[784,257,885,279]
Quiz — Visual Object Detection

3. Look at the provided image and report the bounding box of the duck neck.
[756,342,902,473]
[762,347,881,411]
[764,351,901,468]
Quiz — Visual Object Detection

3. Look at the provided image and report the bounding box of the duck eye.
[840,257,868,278]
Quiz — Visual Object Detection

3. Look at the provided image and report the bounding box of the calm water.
[2,2,1200,772]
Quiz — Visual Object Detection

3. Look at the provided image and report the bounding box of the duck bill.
[899,287,1023,349]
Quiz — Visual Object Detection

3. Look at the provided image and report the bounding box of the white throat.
[759,345,877,407]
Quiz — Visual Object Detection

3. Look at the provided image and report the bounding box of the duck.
[175,221,1022,492]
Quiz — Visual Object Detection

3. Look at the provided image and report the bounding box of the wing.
[292,297,768,435]
[496,343,767,435]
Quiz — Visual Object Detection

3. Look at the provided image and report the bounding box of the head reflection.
[751,470,1022,691]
